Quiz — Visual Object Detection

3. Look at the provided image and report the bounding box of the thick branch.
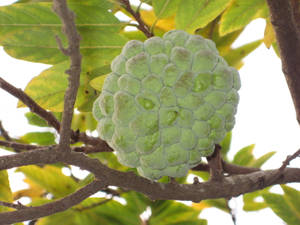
[0,180,105,224]
[266,0,300,124]
[0,149,299,206]
[52,0,82,150]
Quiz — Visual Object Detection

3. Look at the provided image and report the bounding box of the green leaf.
[74,198,142,225]
[243,187,270,211]
[18,61,103,112]
[25,112,49,127]
[219,0,265,36]
[249,151,275,168]
[223,39,262,69]
[176,0,231,32]
[220,132,232,160]
[263,192,300,225]
[150,200,206,225]
[122,191,151,215]
[0,171,13,212]
[282,185,300,214]
[0,3,125,64]
[152,0,181,18]
[20,132,55,145]
[18,165,79,198]
[232,144,255,166]
[36,209,77,225]
[203,199,229,212]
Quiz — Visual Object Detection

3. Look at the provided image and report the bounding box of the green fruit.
[93,30,240,180]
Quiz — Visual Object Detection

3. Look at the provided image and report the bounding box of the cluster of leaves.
[0,0,297,224]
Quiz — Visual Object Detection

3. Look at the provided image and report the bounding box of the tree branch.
[0,149,299,215]
[0,121,12,141]
[266,0,300,125]
[119,0,153,38]
[52,0,82,151]
[0,77,60,131]
[0,180,106,224]
[0,200,27,210]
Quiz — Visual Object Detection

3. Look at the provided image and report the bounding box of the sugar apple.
[93,30,240,180]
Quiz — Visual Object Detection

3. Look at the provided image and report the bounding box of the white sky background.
[0,0,300,224]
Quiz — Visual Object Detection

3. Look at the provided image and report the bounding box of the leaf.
[223,39,262,69]
[122,191,150,215]
[0,171,13,212]
[140,9,175,32]
[18,61,102,112]
[25,112,49,127]
[37,209,77,225]
[74,198,142,225]
[264,20,276,48]
[0,3,125,64]
[20,132,55,145]
[176,0,231,32]
[249,151,275,168]
[243,187,270,211]
[263,192,300,225]
[72,112,97,132]
[282,185,300,214]
[18,165,79,198]
[150,200,206,225]
[13,178,45,201]
[232,144,255,166]
[193,198,229,213]
[219,0,265,36]
[90,75,107,91]
[152,0,181,18]
[220,132,232,160]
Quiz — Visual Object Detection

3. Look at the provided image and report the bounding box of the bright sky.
[0,1,300,225]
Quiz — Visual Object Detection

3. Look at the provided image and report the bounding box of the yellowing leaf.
[264,20,276,48]
[13,178,44,201]
[192,202,210,210]
[0,171,13,212]
[90,75,107,91]
[140,10,175,31]
[18,165,79,198]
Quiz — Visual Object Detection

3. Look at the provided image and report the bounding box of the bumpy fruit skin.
[93,30,240,180]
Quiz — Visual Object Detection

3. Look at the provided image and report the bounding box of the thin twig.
[0,77,60,131]
[0,121,12,141]
[0,140,112,153]
[0,77,110,150]
[0,180,106,224]
[119,0,153,38]
[52,0,82,151]
[0,200,27,210]
[279,148,300,172]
